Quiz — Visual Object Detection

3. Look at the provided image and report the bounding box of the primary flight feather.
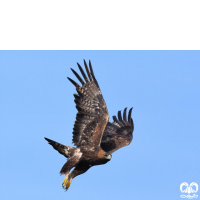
[44,60,134,191]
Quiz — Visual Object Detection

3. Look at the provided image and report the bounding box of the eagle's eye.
[104,154,112,160]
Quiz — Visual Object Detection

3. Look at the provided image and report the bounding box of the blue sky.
[0,51,199,200]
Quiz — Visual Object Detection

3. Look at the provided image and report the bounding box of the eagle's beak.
[105,154,112,160]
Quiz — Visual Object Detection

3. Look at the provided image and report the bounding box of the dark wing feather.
[101,107,134,154]
[44,137,75,158]
[68,60,109,148]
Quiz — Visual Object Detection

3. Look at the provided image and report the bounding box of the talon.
[62,174,69,188]
[66,178,72,190]
[62,176,72,191]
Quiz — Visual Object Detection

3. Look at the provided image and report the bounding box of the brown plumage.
[44,60,134,191]
[101,107,134,154]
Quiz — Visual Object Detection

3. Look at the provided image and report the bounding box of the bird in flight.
[45,60,134,191]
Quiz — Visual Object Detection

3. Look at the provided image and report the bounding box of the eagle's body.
[45,60,134,190]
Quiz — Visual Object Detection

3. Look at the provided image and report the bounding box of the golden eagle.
[44,60,134,191]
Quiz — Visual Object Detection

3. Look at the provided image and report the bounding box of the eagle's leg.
[63,174,72,191]
[60,154,81,191]
[62,172,70,189]
[63,165,91,191]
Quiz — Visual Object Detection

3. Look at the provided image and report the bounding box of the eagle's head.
[97,150,112,164]
[100,153,112,164]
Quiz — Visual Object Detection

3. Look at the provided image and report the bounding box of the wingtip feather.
[77,62,89,82]
[70,68,85,85]
[123,107,127,121]
[84,60,93,81]
[44,137,53,144]
[67,77,80,87]
[113,115,118,122]
[118,110,122,122]
[128,107,133,123]
[88,61,100,88]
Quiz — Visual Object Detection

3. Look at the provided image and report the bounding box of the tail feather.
[44,137,75,158]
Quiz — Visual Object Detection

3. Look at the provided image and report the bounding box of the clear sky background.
[0,51,199,200]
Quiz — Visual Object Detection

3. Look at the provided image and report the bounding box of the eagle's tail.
[44,137,75,158]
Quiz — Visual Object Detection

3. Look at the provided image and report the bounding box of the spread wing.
[68,60,109,148]
[100,107,134,154]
